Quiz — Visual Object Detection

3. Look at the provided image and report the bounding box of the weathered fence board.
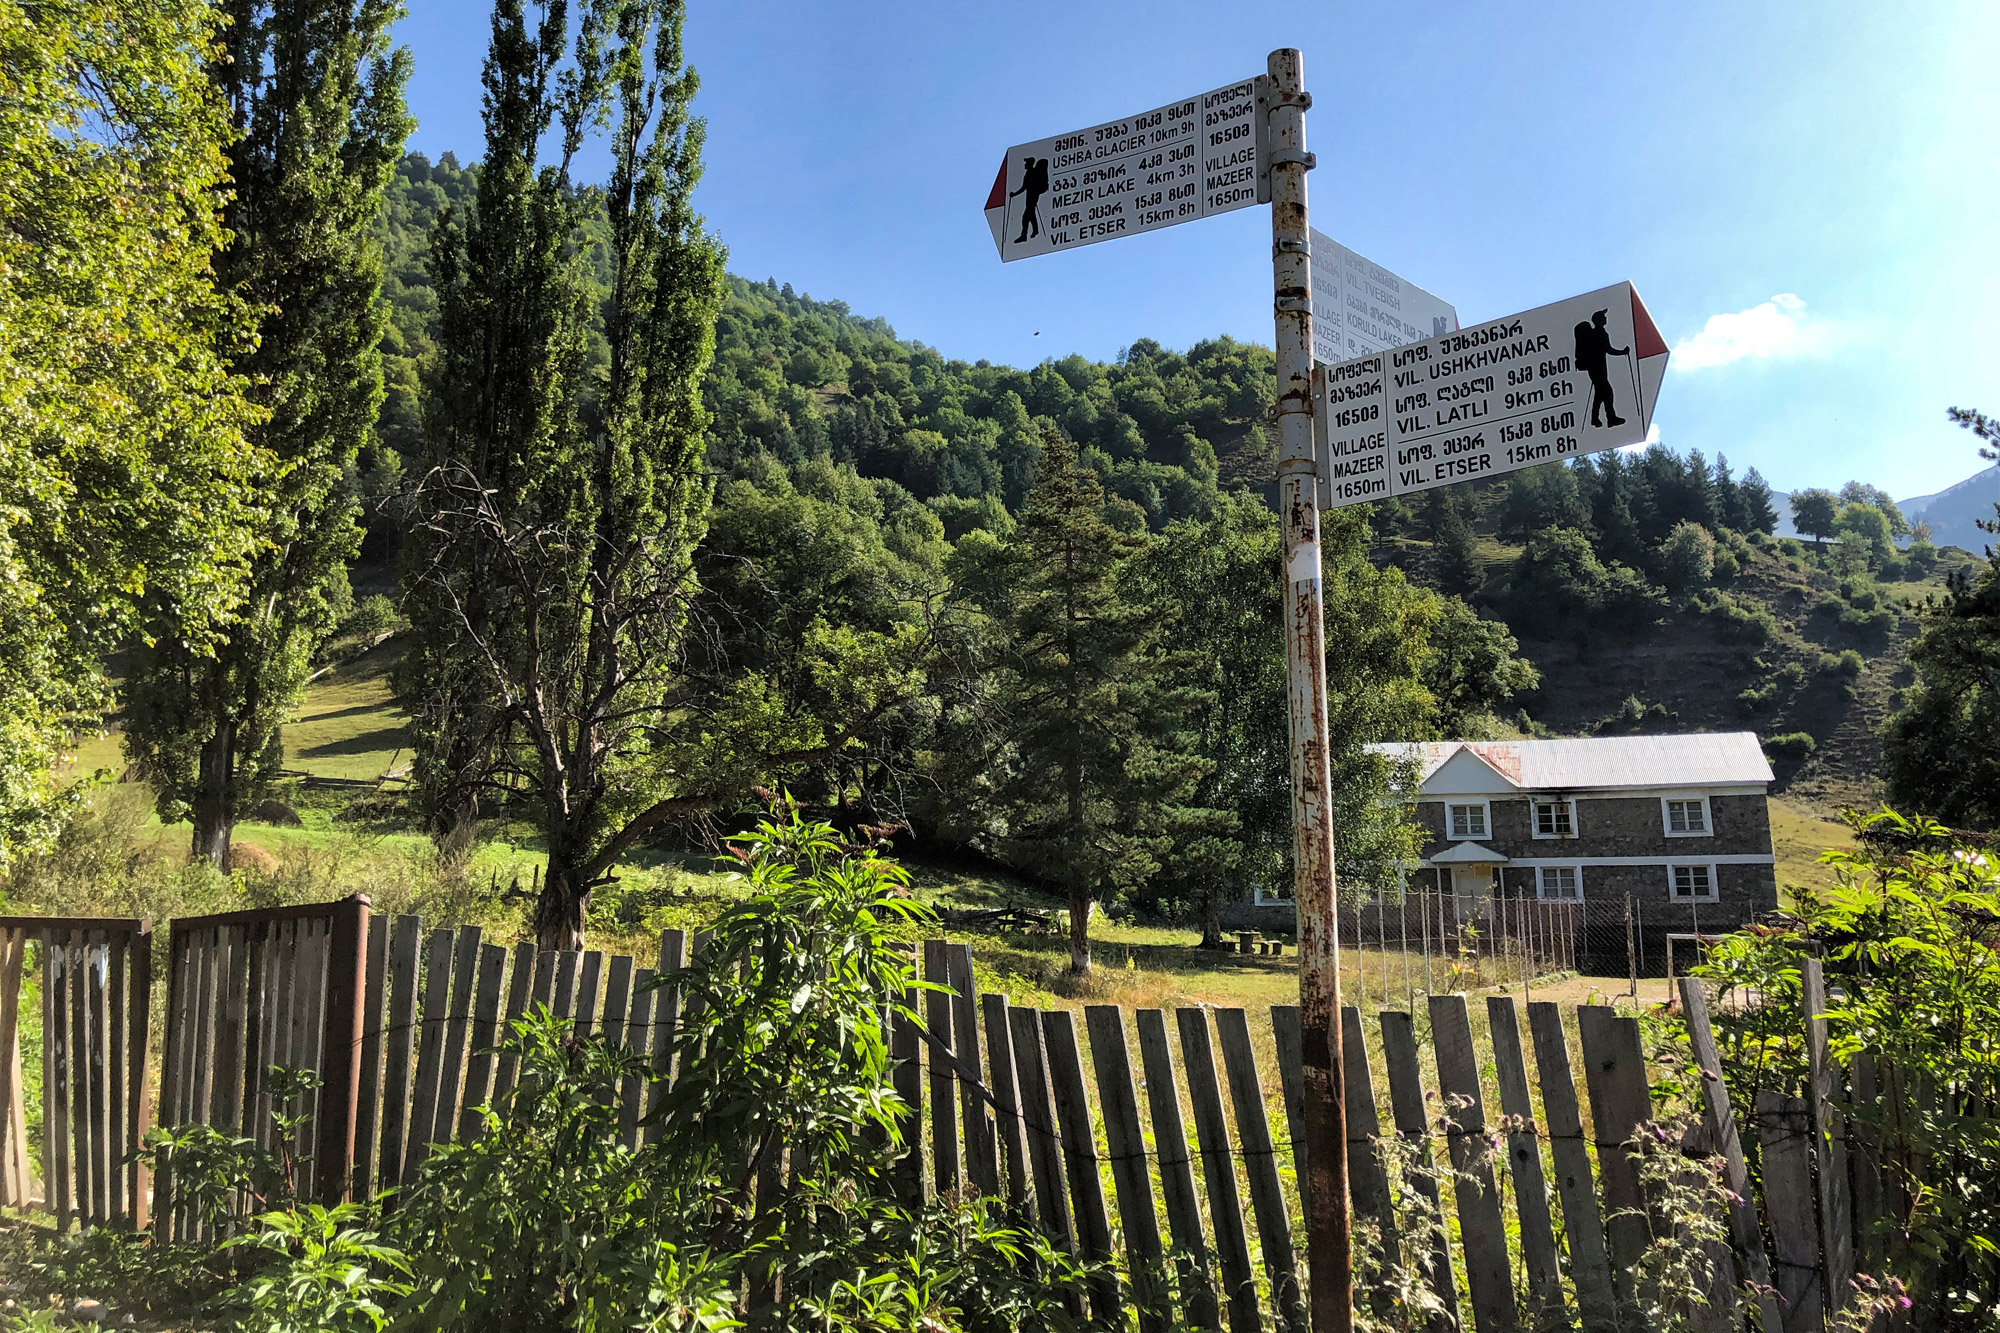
[1177,1006,1260,1333]
[1526,1000,1618,1333]
[1135,1007,1221,1332]
[1215,1006,1305,1333]
[1487,996,1562,1323]
[1008,1003,1075,1250]
[1430,993,1517,1333]
[983,992,1031,1213]
[1802,958,1854,1312]
[922,940,959,1195]
[1679,977,1786,1333]
[1084,1005,1168,1333]
[1043,1008,1119,1320]
[1758,1089,1825,1333]
[1577,1004,1651,1312]
[1380,1008,1460,1331]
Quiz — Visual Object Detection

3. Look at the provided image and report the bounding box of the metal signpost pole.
[1265,47,1352,1333]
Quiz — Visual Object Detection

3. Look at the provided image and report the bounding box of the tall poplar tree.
[124,0,411,865]
[0,0,265,866]
[403,0,725,947]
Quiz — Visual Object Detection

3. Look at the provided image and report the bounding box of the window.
[1446,802,1489,839]
[1663,797,1711,837]
[1537,865,1581,899]
[1533,799,1575,837]
[1670,864,1717,901]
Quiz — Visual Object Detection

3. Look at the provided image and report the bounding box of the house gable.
[1418,745,1521,798]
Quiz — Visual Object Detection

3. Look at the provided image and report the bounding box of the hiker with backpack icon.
[1573,309,1629,427]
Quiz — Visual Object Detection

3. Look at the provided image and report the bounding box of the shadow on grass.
[296,725,410,759]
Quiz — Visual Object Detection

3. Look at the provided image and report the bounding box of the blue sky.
[394,0,1999,498]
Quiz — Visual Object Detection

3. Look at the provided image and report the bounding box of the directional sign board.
[1310,230,1458,364]
[985,76,1264,262]
[1315,281,1669,509]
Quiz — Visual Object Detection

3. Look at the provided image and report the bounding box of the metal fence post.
[1265,44,1351,1333]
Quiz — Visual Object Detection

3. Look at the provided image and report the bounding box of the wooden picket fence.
[0,916,153,1232]
[0,897,1912,1332]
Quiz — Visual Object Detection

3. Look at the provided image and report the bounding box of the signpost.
[1310,229,1458,365]
[983,48,1669,1333]
[984,76,1265,262]
[1314,281,1668,510]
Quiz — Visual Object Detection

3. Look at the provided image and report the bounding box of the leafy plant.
[221,1204,411,1333]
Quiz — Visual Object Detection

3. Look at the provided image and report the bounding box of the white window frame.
[1444,801,1491,841]
[1668,862,1719,902]
[1536,864,1582,900]
[1662,795,1713,838]
[1531,798,1578,840]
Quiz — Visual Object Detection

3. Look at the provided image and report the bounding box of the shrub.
[1737,682,1778,714]
[1837,603,1894,639]
[1837,576,1880,610]
[1689,589,1776,645]
[1657,520,1717,594]
[1692,812,2000,1323]
[1763,731,1816,760]
[1777,661,1807,689]
[1817,648,1865,678]
[338,594,398,643]
[1906,535,1939,576]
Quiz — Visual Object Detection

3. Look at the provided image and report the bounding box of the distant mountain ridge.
[1763,463,1997,552]
[1900,464,1999,553]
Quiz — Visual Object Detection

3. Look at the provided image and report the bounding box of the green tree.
[1840,481,1910,538]
[1883,411,2000,827]
[1657,520,1717,595]
[0,0,266,867]
[402,0,725,947]
[985,432,1191,973]
[1790,487,1839,550]
[1420,597,1540,734]
[690,454,966,822]
[124,0,412,865]
[1834,500,1895,570]
[1499,527,1666,638]
[1497,463,1590,541]
[1419,488,1481,597]
[1739,466,1781,535]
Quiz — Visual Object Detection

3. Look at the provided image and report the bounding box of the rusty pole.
[1265,47,1352,1333]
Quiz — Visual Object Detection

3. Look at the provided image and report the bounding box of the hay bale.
[229,841,279,875]
[252,798,303,827]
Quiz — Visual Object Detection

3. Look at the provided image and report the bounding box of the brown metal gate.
[0,916,154,1231]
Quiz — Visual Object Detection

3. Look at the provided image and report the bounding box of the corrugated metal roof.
[1369,732,1774,793]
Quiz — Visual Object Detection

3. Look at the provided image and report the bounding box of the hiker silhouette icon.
[1010,155,1049,244]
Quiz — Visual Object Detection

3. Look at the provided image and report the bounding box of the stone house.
[1233,732,1780,972]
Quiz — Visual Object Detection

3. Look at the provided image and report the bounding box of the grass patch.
[1769,795,1857,902]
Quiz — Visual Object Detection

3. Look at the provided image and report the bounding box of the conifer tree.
[402,0,725,948]
[1740,467,1780,535]
[988,431,1191,974]
[124,0,412,865]
[1713,453,1747,531]
[1420,488,1481,597]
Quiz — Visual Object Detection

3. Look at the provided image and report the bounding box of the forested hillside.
[356,151,1957,831]
[372,154,1275,539]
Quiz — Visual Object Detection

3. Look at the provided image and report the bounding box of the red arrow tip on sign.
[985,158,1007,213]
[1630,286,1668,360]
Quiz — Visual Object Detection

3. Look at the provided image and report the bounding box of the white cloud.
[1672,293,1831,371]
